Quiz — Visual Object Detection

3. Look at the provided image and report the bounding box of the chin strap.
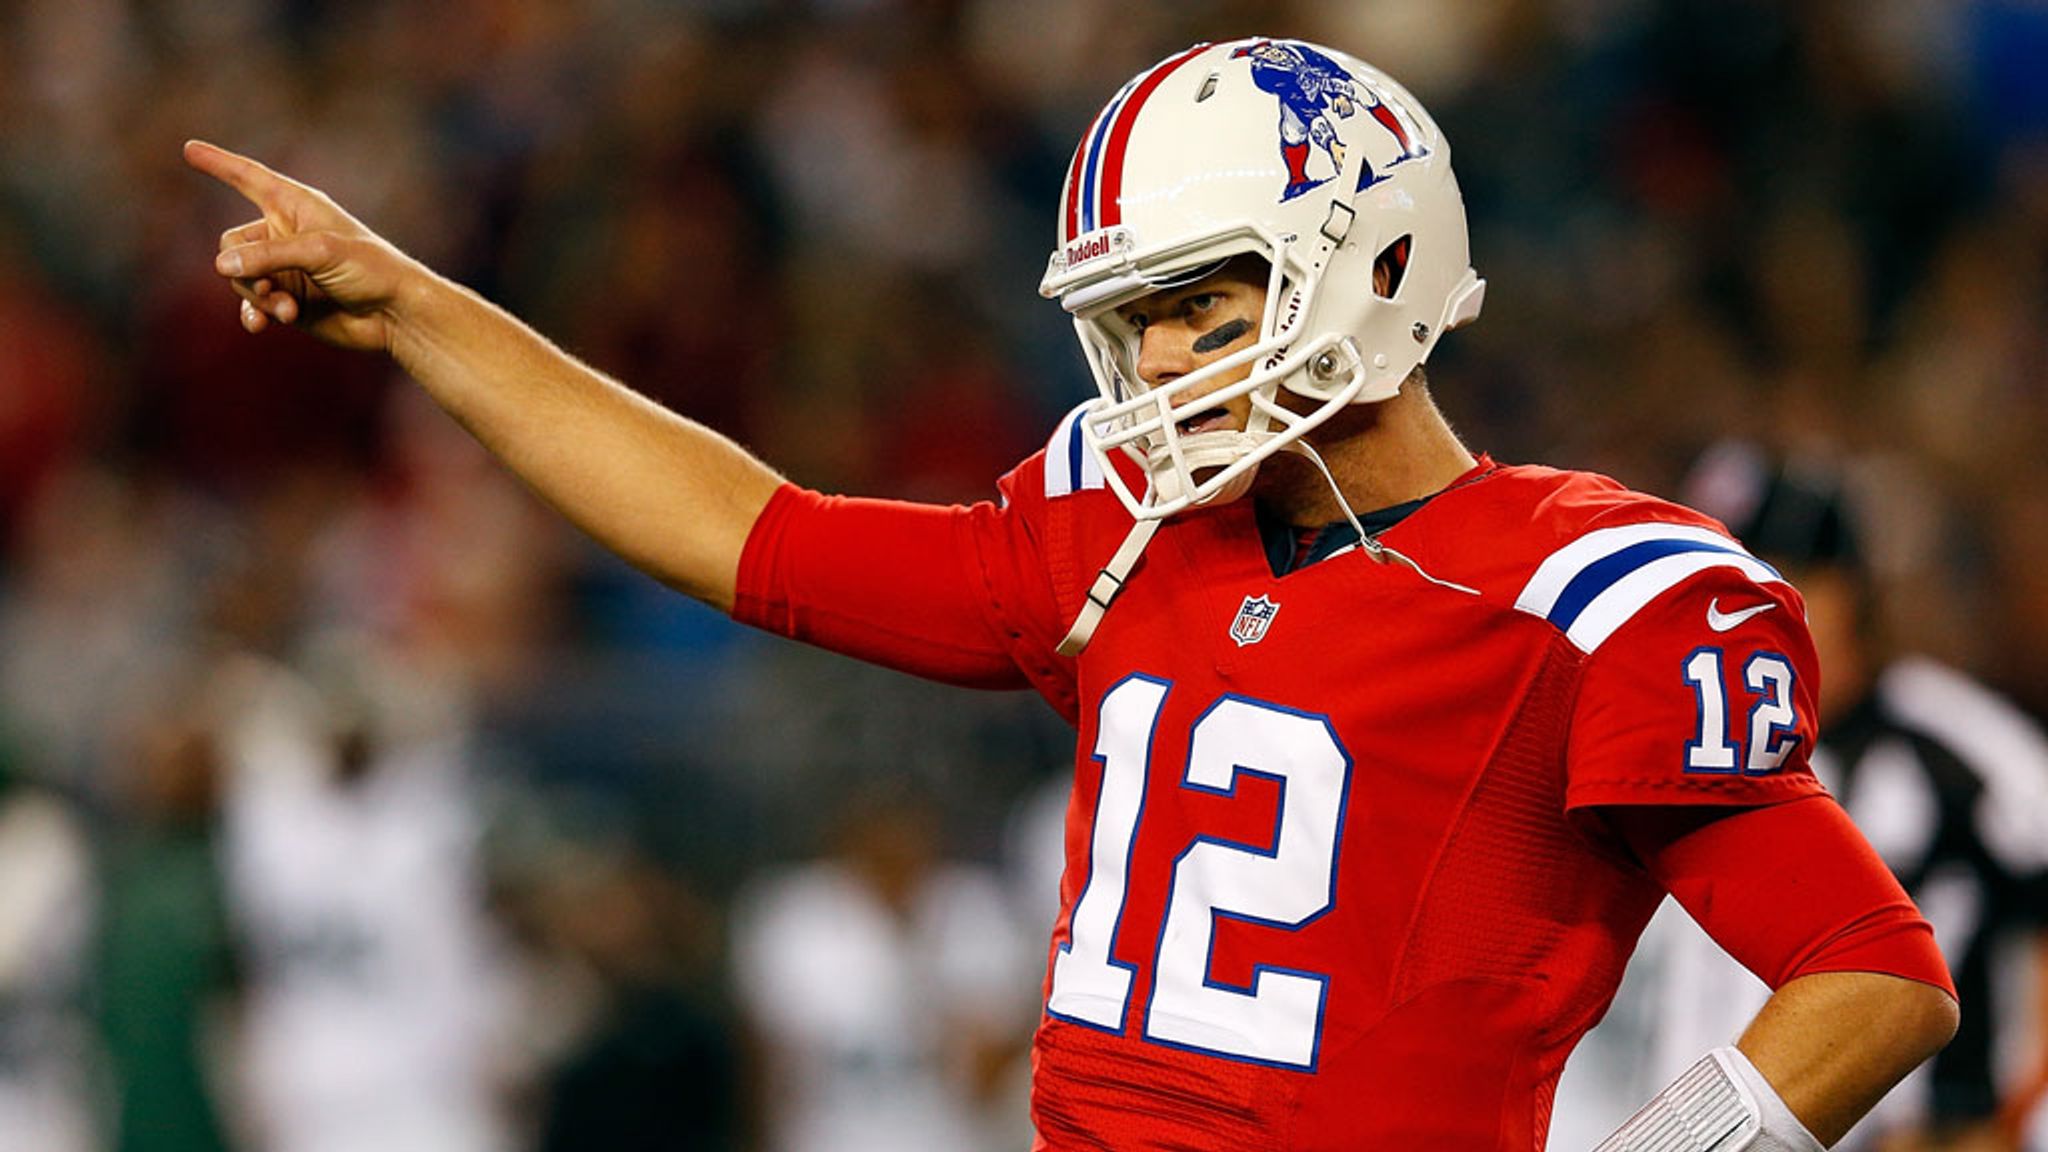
[1057,517,1159,657]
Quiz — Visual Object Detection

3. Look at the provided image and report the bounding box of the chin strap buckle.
[1057,518,1161,656]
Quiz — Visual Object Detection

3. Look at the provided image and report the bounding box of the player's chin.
[1244,450,1323,499]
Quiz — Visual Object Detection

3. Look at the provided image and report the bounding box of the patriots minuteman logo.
[1233,39,1426,201]
[1230,594,1281,646]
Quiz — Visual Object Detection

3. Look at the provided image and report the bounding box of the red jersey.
[735,411,1826,1150]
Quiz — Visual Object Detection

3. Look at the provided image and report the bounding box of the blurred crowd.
[0,1,2043,1150]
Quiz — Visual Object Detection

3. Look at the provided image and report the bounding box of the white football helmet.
[1040,38,1486,521]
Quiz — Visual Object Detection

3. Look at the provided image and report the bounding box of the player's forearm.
[1737,970,1958,1146]
[386,270,784,611]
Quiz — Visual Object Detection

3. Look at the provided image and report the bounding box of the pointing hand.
[184,140,421,352]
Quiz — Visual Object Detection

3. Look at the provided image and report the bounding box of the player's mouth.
[1177,407,1234,436]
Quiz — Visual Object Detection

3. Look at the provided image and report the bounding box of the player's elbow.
[1849,973,1958,1071]
[1893,977,1960,1064]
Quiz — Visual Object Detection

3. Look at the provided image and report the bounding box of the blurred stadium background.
[1,1,2044,1150]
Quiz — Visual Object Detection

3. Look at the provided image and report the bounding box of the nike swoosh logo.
[1706,598,1777,632]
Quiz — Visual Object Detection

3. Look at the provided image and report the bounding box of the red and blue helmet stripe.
[1061,43,1212,241]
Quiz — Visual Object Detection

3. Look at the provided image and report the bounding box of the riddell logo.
[1263,287,1306,370]
[1066,233,1116,266]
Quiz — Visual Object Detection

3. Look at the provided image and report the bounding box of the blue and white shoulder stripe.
[1043,401,1107,499]
[1514,522,1782,653]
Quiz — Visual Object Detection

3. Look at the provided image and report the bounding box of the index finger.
[183,140,304,211]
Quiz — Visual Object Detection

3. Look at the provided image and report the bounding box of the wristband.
[1591,1047,1824,1152]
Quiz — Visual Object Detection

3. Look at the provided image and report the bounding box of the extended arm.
[184,141,782,611]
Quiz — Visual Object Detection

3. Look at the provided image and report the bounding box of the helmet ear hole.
[1373,235,1411,300]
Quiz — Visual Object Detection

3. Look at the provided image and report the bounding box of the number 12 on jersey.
[1048,675,1353,1070]
[1682,647,1800,775]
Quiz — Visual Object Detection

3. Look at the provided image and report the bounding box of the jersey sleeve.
[732,460,1077,713]
[1620,796,1956,996]
[1524,523,1828,813]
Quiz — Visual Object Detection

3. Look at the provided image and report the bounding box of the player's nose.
[1135,323,1192,388]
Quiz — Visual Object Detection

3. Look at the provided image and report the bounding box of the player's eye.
[1182,292,1219,316]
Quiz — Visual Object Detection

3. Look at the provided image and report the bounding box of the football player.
[188,36,1957,1152]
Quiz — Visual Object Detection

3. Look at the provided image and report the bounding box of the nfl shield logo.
[1229,595,1280,646]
